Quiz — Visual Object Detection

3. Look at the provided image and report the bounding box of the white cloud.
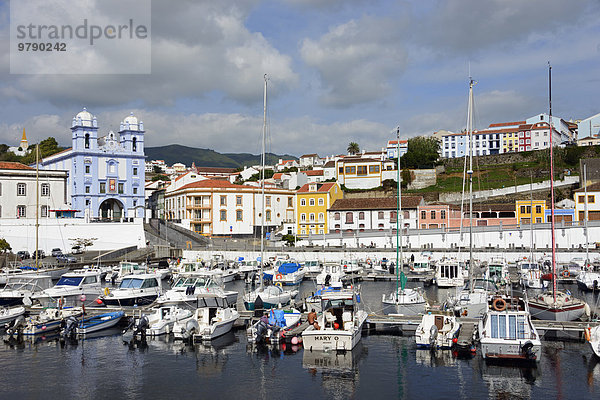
[300,16,407,107]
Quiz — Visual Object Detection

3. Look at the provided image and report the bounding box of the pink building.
[417,204,461,229]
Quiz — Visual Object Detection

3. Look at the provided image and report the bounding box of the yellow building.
[515,200,546,224]
[296,182,342,236]
[502,131,519,153]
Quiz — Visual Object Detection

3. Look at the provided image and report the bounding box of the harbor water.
[1,280,600,399]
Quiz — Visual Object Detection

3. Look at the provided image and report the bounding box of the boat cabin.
[56,271,100,287]
[118,274,160,290]
[320,291,360,331]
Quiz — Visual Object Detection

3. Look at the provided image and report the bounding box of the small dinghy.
[0,306,26,325]
[17,307,84,336]
[123,306,193,338]
[76,311,124,335]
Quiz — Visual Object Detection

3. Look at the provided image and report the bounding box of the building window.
[359,212,365,220]
[220,196,226,206]
[300,198,306,206]
[345,166,356,174]
[441,210,446,220]
[309,199,315,206]
[288,197,293,207]
[390,211,397,220]
[319,213,324,222]
[369,165,380,173]
[378,211,384,219]
[133,167,138,176]
[0,182,2,195]
[220,210,227,221]
[41,183,50,197]
[318,198,324,206]
[266,210,271,221]
[85,165,90,174]
[236,196,242,206]
[357,166,367,176]
[301,213,306,221]
[236,210,243,221]
[118,183,124,194]
[309,213,315,222]
[520,206,526,214]
[85,133,90,149]
[334,212,340,220]
[345,212,353,224]
[17,205,26,217]
[339,166,343,174]
[535,205,541,214]
[133,187,138,195]
[589,195,595,203]
[41,205,48,217]
[132,137,137,152]
[100,183,106,193]
[266,196,271,207]
[431,210,436,219]
[421,210,426,219]
[85,186,90,194]
[17,183,26,196]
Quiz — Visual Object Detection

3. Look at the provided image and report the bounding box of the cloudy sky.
[1,0,599,159]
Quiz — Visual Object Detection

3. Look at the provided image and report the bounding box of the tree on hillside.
[347,142,360,155]
[400,137,440,169]
[0,238,11,253]
[21,137,64,164]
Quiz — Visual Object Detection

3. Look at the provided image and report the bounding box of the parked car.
[51,248,63,257]
[71,245,83,255]
[57,254,77,263]
[16,250,30,260]
[33,250,45,259]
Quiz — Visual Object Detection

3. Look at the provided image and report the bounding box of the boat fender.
[585,327,591,342]
[276,273,283,280]
[492,298,506,312]
[462,309,468,317]
[275,282,282,288]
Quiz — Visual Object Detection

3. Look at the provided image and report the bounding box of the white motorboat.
[0,267,39,285]
[173,295,238,341]
[577,270,600,291]
[340,259,363,275]
[0,306,26,325]
[247,307,302,345]
[124,306,193,337]
[0,275,53,307]
[410,253,434,274]
[243,285,297,311]
[157,272,238,307]
[415,312,460,349]
[445,278,491,319]
[32,270,102,308]
[485,258,510,286]
[527,290,586,321]
[303,260,322,274]
[18,307,83,336]
[315,262,349,286]
[518,260,545,289]
[587,325,600,357]
[382,285,427,316]
[478,295,541,362]
[435,260,464,288]
[302,288,368,351]
[264,262,306,286]
[75,311,125,335]
[100,273,161,307]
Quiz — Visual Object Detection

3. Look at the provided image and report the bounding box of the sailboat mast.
[548,62,557,303]
[35,144,40,269]
[467,78,474,290]
[585,164,589,267]
[396,126,402,297]
[260,74,267,289]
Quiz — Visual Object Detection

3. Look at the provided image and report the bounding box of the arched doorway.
[99,199,124,221]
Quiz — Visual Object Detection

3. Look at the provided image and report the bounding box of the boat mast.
[548,62,557,303]
[35,144,40,269]
[396,126,402,298]
[467,78,475,291]
[585,164,589,268]
[260,74,267,289]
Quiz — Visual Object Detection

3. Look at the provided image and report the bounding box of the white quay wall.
[0,218,146,253]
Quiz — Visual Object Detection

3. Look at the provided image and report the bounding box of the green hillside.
[145,144,297,168]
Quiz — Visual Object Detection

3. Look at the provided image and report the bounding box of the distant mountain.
[145,144,297,168]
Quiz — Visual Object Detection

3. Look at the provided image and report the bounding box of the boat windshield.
[56,276,84,286]
[120,278,144,289]
[305,261,318,267]
[413,262,428,268]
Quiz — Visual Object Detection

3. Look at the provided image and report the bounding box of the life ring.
[561,270,570,278]
[275,273,283,280]
[585,327,591,342]
[366,259,371,265]
[104,287,110,296]
[275,282,282,288]
[492,298,507,312]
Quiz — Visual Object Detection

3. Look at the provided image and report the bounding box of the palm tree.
[347,142,360,155]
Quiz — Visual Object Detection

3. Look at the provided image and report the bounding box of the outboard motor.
[61,316,79,341]
[5,315,25,338]
[521,341,536,360]
[255,320,268,344]
[324,274,331,286]
[133,315,150,339]
[429,325,439,349]
[182,319,199,342]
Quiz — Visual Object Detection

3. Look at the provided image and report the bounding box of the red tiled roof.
[196,167,237,174]
[323,161,336,168]
[300,153,319,158]
[178,179,241,190]
[278,159,295,165]
[304,170,323,176]
[488,121,526,128]
[273,173,283,180]
[297,182,336,193]
[0,161,34,170]
[387,140,408,145]
[329,196,423,211]
[575,182,600,192]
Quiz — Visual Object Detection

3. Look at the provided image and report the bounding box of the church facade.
[40,108,146,220]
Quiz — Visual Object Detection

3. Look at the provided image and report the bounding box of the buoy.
[585,327,591,342]
[80,294,87,302]
[291,336,299,345]
[492,298,507,311]
[96,298,103,305]
[334,322,339,330]
[276,273,283,280]
[452,337,458,344]
[275,282,282,288]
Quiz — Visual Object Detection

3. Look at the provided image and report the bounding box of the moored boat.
[100,273,161,307]
[415,312,460,349]
[76,311,125,335]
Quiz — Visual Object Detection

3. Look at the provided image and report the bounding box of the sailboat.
[446,77,488,318]
[577,164,600,291]
[527,63,586,321]
[243,74,296,311]
[381,127,426,316]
